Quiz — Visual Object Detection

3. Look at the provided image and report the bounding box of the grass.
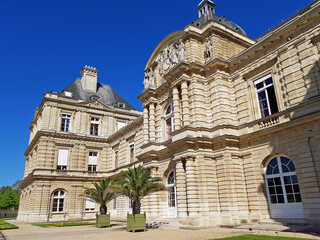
[211,235,316,240]
[33,221,95,228]
[0,220,19,230]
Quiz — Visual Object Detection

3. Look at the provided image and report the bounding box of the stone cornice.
[228,1,320,68]
[25,130,110,156]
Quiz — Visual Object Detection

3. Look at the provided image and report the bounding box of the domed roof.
[193,8,247,36]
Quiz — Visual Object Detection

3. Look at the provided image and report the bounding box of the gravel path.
[1,220,319,240]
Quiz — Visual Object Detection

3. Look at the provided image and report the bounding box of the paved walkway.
[1,220,319,240]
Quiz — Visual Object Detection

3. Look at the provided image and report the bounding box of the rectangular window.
[61,113,71,132]
[117,121,126,130]
[90,118,99,136]
[115,149,119,168]
[255,75,279,118]
[57,149,68,170]
[129,142,134,163]
[85,198,96,212]
[88,152,98,172]
[113,198,117,210]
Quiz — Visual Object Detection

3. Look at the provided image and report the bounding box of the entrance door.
[265,156,304,218]
[167,171,177,218]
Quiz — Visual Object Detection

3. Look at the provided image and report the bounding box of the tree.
[112,166,167,214]
[0,187,19,210]
[83,178,116,214]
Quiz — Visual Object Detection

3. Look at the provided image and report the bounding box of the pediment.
[77,100,114,111]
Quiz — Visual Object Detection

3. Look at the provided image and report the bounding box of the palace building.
[18,0,320,227]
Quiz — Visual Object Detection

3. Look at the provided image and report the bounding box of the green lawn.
[33,222,95,228]
[0,220,19,230]
[212,235,316,240]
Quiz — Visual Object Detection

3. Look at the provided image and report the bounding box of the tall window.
[115,149,119,168]
[164,104,174,140]
[255,75,279,118]
[61,113,71,132]
[57,149,68,170]
[85,198,96,212]
[90,118,99,136]
[129,142,134,163]
[88,152,98,172]
[113,198,117,210]
[266,156,302,204]
[52,190,65,213]
[167,171,176,208]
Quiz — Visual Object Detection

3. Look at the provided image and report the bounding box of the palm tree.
[83,178,115,214]
[112,166,166,214]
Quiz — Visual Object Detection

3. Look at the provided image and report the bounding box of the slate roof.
[193,12,247,36]
[58,78,136,110]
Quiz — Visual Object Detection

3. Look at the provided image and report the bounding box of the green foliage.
[212,234,314,240]
[33,222,95,228]
[112,165,166,214]
[0,187,19,210]
[0,220,19,230]
[83,178,116,214]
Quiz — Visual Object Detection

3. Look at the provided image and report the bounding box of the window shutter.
[58,149,69,166]
[88,154,98,165]
[85,198,96,209]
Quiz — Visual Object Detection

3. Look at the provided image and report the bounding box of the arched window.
[164,104,174,140]
[167,170,177,218]
[52,190,65,213]
[265,156,304,218]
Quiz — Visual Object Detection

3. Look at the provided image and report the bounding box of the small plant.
[33,222,95,228]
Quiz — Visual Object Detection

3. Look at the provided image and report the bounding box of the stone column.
[172,87,181,130]
[143,107,149,144]
[176,160,188,217]
[181,81,190,126]
[149,103,156,142]
[185,157,199,216]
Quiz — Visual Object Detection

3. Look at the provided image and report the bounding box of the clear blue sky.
[0,0,314,187]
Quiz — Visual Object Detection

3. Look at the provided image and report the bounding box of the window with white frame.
[61,113,71,132]
[117,121,126,130]
[255,75,279,118]
[52,190,65,213]
[85,198,96,212]
[57,149,68,170]
[90,118,99,136]
[164,103,174,140]
[115,149,119,168]
[129,142,134,163]
[88,152,98,172]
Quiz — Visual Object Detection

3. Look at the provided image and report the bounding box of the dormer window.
[118,102,126,108]
[64,91,73,97]
[90,95,100,101]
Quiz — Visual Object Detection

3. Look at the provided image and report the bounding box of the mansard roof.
[59,78,136,110]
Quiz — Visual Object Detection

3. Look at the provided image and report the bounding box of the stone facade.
[18,0,320,227]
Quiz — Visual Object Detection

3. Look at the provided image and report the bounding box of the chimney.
[80,65,99,92]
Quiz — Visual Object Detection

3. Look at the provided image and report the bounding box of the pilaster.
[143,107,149,144]
[181,81,190,126]
[149,103,156,142]
[176,160,188,217]
[172,87,181,130]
